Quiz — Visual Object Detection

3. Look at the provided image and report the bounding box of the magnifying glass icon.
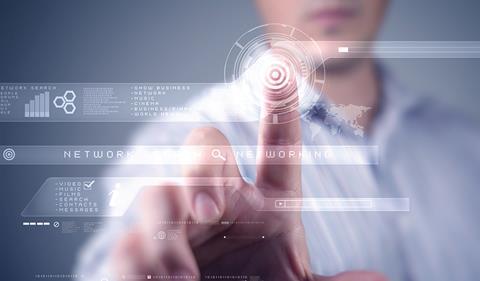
[211,149,226,161]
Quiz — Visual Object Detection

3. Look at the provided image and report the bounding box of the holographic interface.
[1,1,480,281]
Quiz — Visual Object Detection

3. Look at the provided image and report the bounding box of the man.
[77,0,480,280]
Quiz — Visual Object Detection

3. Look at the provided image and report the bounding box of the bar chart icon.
[25,92,50,118]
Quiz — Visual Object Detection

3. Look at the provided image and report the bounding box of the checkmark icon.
[84,180,95,189]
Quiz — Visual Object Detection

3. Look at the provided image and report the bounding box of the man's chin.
[320,57,367,75]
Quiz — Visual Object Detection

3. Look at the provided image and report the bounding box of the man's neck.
[319,59,381,131]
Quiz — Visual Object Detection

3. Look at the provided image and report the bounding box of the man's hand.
[112,79,386,281]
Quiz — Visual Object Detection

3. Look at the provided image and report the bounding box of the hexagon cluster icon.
[53,90,76,114]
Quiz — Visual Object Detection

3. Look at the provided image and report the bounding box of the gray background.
[0,0,479,280]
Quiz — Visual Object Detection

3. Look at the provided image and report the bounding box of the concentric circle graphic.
[224,24,325,123]
[2,148,15,161]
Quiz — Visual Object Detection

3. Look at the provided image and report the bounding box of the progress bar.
[262,197,410,212]
[330,41,480,59]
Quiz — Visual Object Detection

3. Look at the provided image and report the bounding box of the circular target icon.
[2,148,15,161]
[263,58,290,91]
[224,24,325,123]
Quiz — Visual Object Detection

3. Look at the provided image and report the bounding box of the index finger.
[256,58,302,192]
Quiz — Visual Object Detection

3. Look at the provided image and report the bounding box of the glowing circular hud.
[224,24,325,123]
